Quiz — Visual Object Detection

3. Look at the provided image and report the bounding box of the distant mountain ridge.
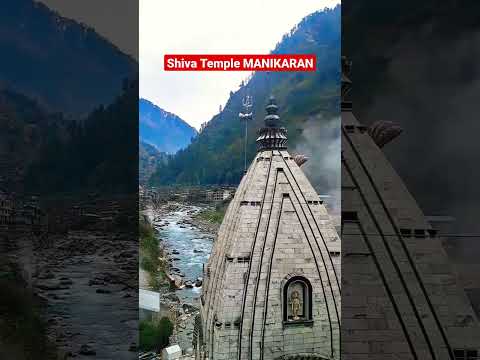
[0,0,137,116]
[150,6,340,187]
[139,98,197,154]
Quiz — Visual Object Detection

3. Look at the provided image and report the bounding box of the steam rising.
[293,115,341,214]
[361,27,480,261]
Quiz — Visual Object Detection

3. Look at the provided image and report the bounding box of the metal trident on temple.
[239,94,253,173]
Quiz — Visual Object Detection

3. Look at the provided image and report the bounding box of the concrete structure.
[196,97,341,360]
[162,345,182,360]
[139,289,161,322]
[341,57,480,358]
[205,188,234,202]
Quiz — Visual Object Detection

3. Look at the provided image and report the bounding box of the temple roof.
[200,97,341,360]
[256,96,288,151]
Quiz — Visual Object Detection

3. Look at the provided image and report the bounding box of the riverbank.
[140,202,217,353]
[150,201,222,235]
[6,226,138,359]
[191,207,223,234]
[139,215,168,290]
[0,260,57,359]
[142,203,214,296]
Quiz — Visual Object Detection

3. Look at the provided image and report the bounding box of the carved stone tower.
[341,56,480,358]
[195,96,341,360]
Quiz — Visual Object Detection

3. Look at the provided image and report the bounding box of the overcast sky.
[38,0,339,129]
[141,0,339,129]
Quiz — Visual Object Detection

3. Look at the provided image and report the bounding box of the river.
[153,205,214,302]
[141,204,215,353]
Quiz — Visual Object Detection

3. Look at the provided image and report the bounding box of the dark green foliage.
[0,0,136,115]
[139,215,166,290]
[139,140,170,185]
[196,207,225,224]
[0,266,56,359]
[195,200,230,224]
[139,317,173,352]
[150,6,340,186]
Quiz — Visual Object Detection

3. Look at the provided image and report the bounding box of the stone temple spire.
[196,93,341,360]
[341,57,480,358]
[256,96,288,151]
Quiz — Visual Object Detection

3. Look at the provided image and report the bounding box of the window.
[237,256,250,263]
[427,229,438,237]
[344,125,355,133]
[283,276,313,324]
[414,229,426,238]
[400,228,412,237]
[342,211,358,222]
[357,125,368,133]
[454,349,478,360]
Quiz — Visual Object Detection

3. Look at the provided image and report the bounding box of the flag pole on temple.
[239,93,253,174]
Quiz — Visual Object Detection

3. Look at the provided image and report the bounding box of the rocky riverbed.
[10,229,138,359]
[141,202,217,352]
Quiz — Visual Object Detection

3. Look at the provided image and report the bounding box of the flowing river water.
[153,205,214,302]
[142,204,215,353]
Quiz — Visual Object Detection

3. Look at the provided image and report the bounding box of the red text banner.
[164,54,316,72]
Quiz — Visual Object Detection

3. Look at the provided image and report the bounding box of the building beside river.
[195,96,341,360]
[205,188,234,203]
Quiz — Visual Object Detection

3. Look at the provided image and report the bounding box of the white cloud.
[140,0,340,129]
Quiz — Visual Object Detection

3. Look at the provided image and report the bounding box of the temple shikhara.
[194,96,341,360]
[340,57,480,359]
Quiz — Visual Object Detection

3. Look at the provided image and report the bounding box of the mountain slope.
[150,6,340,187]
[0,89,66,192]
[139,98,197,154]
[139,140,168,185]
[0,0,136,116]
[24,81,138,194]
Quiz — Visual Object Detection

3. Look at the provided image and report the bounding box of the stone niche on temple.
[283,275,313,325]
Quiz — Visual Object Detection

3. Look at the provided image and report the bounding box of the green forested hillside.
[139,141,169,185]
[1,0,136,116]
[23,81,138,194]
[150,6,340,186]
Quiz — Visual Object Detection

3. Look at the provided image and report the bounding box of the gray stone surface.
[198,149,341,360]
[341,71,480,357]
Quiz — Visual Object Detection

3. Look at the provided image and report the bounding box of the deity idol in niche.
[290,290,301,320]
